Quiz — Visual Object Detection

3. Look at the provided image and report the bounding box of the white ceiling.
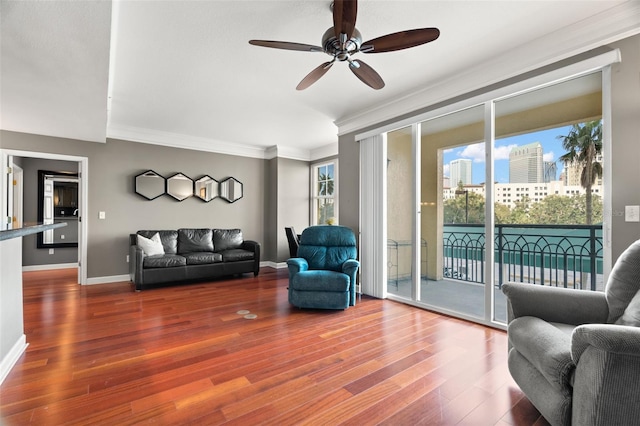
[1,1,639,160]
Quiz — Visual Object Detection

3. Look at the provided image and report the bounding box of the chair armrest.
[287,258,308,275]
[242,240,261,276]
[572,324,640,363]
[342,259,360,276]
[571,324,640,425]
[502,282,608,325]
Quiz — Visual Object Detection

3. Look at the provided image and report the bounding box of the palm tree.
[558,120,603,224]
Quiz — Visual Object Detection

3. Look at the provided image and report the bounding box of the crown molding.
[108,124,267,159]
[335,1,640,136]
[108,124,338,162]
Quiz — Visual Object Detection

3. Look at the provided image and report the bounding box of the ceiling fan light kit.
[248,0,440,90]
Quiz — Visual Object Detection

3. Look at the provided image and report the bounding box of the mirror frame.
[220,177,244,203]
[194,175,219,202]
[166,172,194,201]
[135,170,166,200]
[37,170,79,249]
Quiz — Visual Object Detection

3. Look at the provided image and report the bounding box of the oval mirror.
[195,175,219,202]
[166,173,194,201]
[135,170,165,200]
[220,177,243,203]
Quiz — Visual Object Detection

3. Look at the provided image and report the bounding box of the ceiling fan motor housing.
[322,27,362,61]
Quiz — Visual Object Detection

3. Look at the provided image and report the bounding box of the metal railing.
[443,224,603,291]
[388,239,428,288]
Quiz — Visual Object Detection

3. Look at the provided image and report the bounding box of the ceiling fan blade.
[296,62,334,90]
[333,0,357,42]
[361,28,440,53]
[249,40,324,52]
[349,59,384,90]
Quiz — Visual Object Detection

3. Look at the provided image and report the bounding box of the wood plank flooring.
[0,268,549,425]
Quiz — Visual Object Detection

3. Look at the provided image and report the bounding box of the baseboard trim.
[0,334,28,385]
[261,261,287,269]
[22,263,78,272]
[85,274,131,285]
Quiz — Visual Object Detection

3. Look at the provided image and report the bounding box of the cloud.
[457,142,518,163]
[459,143,485,163]
[495,144,518,160]
[543,151,555,162]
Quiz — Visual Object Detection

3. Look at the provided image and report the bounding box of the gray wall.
[1,133,267,279]
[277,157,309,261]
[338,34,640,265]
[20,158,79,266]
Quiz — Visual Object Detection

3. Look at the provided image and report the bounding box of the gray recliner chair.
[502,239,640,426]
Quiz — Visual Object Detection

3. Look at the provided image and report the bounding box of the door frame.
[1,149,88,285]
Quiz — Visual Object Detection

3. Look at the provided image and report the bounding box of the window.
[311,161,337,225]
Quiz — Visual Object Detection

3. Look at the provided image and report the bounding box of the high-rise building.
[509,142,543,183]
[544,161,557,183]
[449,159,472,187]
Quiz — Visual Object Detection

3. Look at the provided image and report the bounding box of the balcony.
[388,224,603,322]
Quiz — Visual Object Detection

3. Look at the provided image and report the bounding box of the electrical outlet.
[49,248,54,255]
[60,234,65,240]
[126,255,130,263]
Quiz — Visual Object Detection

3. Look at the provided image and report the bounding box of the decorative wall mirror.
[195,175,219,202]
[135,170,166,200]
[166,173,194,201]
[220,177,243,203]
[37,170,79,248]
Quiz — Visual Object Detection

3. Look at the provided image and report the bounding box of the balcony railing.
[443,224,603,291]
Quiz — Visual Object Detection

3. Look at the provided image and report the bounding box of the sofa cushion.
[138,230,178,254]
[143,254,187,268]
[290,270,350,292]
[137,233,165,256]
[214,229,243,252]
[183,252,222,265]
[508,316,575,392]
[178,228,213,253]
[220,248,254,262]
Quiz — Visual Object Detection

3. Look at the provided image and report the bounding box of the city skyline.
[443,124,573,185]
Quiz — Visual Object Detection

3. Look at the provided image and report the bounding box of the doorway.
[1,149,88,285]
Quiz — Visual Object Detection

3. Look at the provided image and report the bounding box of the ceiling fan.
[249,0,440,90]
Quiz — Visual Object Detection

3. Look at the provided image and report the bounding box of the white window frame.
[311,159,339,225]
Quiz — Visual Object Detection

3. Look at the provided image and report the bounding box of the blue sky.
[443,124,573,184]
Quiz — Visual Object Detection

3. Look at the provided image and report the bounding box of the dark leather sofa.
[129,228,260,290]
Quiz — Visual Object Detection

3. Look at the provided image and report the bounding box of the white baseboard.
[22,263,78,272]
[261,261,286,269]
[0,334,28,385]
[85,274,131,285]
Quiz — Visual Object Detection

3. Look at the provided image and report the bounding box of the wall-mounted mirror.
[135,170,165,200]
[220,177,243,203]
[37,170,79,248]
[167,173,194,201]
[195,175,219,202]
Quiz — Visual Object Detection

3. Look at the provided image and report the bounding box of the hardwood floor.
[0,268,549,425]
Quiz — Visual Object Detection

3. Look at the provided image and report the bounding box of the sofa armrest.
[129,244,145,290]
[502,282,608,325]
[242,240,261,276]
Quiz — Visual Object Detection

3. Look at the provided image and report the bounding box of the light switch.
[625,205,640,222]
[99,211,106,220]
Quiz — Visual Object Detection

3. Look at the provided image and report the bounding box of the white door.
[12,164,23,228]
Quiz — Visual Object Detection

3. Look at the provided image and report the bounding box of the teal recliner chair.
[287,225,360,310]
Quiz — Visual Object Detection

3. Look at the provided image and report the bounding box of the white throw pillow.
[137,233,165,256]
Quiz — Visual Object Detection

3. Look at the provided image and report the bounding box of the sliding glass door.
[378,70,607,327]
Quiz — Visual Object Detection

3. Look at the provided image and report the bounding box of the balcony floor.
[388,279,508,323]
